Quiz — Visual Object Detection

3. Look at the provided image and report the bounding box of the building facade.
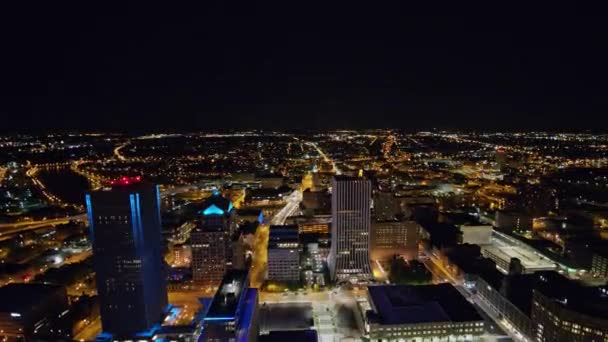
[532,289,608,341]
[85,179,168,338]
[329,176,372,282]
[267,225,301,282]
[370,220,419,261]
[191,191,235,286]
[591,252,608,278]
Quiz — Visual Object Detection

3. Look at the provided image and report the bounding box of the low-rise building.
[370,220,419,261]
[364,284,485,341]
[459,224,492,245]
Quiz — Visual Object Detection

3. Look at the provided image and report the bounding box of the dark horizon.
[1,3,607,131]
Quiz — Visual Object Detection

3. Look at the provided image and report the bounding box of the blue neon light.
[136,193,143,247]
[204,316,235,322]
[203,204,224,216]
[85,194,95,244]
[134,324,160,337]
[130,194,142,255]
[155,185,162,224]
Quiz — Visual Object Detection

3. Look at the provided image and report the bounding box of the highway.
[270,190,302,225]
[113,141,130,161]
[73,315,102,342]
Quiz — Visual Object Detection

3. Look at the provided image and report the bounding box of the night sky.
[1,3,607,131]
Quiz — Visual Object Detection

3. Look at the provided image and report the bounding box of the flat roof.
[269,225,299,246]
[483,237,555,271]
[367,284,482,325]
[259,330,318,342]
[205,270,249,320]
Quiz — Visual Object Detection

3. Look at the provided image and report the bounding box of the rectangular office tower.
[191,191,236,286]
[85,178,168,339]
[329,175,372,282]
[267,225,301,282]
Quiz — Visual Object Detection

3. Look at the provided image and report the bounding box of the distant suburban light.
[10,313,21,318]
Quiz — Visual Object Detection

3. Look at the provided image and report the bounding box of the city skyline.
[1,130,608,341]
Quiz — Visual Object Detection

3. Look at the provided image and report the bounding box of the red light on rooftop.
[109,176,142,186]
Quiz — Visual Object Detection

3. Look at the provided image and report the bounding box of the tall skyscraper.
[329,175,372,282]
[191,190,236,286]
[85,177,168,338]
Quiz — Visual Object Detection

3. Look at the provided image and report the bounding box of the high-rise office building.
[329,175,372,282]
[267,225,301,282]
[85,177,168,339]
[191,190,236,285]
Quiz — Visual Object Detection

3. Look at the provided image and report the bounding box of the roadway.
[306,142,340,174]
[269,190,302,225]
[113,140,130,161]
[251,190,302,288]
[73,315,102,342]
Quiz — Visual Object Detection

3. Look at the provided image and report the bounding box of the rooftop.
[333,175,367,182]
[205,270,249,321]
[482,235,555,273]
[201,190,233,216]
[534,273,608,320]
[259,330,318,342]
[268,225,299,248]
[367,283,482,325]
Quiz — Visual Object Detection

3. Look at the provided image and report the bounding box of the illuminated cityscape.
[1,4,608,342]
[0,131,607,341]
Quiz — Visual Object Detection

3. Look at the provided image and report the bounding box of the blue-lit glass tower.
[85,179,168,338]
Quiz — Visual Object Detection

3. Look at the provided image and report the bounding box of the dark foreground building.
[0,283,70,341]
[86,178,168,339]
[202,270,259,342]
